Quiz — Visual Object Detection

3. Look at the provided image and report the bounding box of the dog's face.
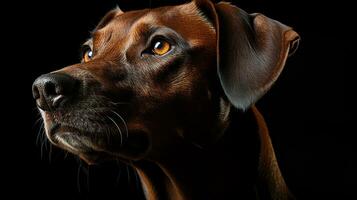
[33,0,299,164]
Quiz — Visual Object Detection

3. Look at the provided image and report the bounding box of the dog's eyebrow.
[89,31,103,44]
[89,29,102,41]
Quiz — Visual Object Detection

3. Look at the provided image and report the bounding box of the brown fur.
[33,0,299,199]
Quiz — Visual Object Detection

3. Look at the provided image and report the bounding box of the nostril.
[43,81,57,97]
[33,73,79,111]
[32,85,40,100]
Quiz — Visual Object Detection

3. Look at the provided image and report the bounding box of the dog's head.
[32,0,299,164]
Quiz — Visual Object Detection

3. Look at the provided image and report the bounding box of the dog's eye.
[83,49,93,62]
[151,39,171,56]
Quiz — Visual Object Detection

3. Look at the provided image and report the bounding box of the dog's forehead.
[94,2,215,46]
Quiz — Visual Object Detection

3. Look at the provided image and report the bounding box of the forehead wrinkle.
[129,13,159,38]
[131,23,155,43]
[92,29,109,51]
[122,14,158,53]
[92,10,145,43]
[132,12,159,26]
[94,29,113,47]
[95,10,153,50]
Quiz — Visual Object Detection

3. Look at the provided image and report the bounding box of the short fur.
[33,0,299,199]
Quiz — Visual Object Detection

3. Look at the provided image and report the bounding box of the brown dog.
[32,0,299,199]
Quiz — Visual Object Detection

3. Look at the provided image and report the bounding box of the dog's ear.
[194,0,300,110]
[95,7,124,30]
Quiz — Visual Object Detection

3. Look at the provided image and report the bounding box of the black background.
[2,0,351,199]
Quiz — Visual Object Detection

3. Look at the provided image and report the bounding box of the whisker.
[102,117,114,146]
[91,93,130,106]
[134,166,142,193]
[39,124,47,160]
[115,158,123,184]
[126,164,131,184]
[86,164,90,193]
[110,102,131,105]
[64,151,69,159]
[32,107,41,113]
[77,160,82,193]
[87,96,117,147]
[111,110,129,141]
[107,116,123,146]
[129,160,142,193]
[40,136,45,160]
[48,143,53,163]
[33,117,43,129]
[44,133,49,151]
[36,122,44,146]
[88,108,104,143]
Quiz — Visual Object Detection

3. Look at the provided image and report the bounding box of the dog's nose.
[32,73,78,111]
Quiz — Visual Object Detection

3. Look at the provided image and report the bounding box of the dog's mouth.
[52,129,113,164]
[40,109,150,164]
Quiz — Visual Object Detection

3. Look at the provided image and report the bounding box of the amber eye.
[151,39,171,56]
[83,49,93,62]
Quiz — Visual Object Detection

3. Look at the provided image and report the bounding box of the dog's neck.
[133,106,290,200]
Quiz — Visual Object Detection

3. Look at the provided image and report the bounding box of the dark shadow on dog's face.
[33,3,223,164]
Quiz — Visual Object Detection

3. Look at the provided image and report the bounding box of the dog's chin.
[45,122,151,164]
[48,126,109,164]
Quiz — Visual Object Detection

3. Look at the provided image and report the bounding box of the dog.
[32,0,299,199]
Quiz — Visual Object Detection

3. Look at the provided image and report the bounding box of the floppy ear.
[194,0,300,110]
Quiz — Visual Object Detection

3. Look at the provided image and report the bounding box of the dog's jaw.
[39,106,151,164]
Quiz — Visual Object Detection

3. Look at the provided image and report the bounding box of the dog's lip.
[48,123,95,151]
[45,119,151,163]
[49,123,82,139]
[47,123,132,163]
